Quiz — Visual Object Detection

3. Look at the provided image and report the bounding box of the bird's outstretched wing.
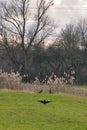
[38,100,52,104]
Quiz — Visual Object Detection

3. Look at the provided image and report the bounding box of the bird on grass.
[38,100,52,104]
[38,89,43,93]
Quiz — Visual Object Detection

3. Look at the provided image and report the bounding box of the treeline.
[22,43,87,85]
[0,0,87,85]
[0,31,87,85]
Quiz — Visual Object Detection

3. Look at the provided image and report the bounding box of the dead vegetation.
[0,70,22,90]
[0,70,87,97]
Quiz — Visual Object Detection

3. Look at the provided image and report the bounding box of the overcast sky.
[3,0,87,27]
[1,0,87,39]
[49,0,87,27]
[28,0,87,35]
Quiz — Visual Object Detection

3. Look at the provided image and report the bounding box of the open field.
[0,91,87,130]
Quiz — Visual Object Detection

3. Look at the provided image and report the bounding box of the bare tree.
[0,0,54,73]
[58,23,80,49]
[77,19,87,50]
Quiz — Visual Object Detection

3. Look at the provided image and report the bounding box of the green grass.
[72,85,87,91]
[66,85,87,91]
[0,91,87,130]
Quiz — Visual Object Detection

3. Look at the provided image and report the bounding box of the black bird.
[49,89,52,94]
[38,89,43,93]
[38,100,52,104]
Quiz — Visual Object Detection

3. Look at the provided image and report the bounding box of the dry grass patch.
[21,83,87,97]
[0,70,22,90]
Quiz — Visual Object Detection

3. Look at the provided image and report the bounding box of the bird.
[38,100,52,104]
[38,89,43,93]
[49,89,52,94]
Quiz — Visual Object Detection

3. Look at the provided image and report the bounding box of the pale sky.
[1,0,87,38]
[2,0,87,26]
[29,0,87,35]
[41,0,87,38]
[49,0,87,26]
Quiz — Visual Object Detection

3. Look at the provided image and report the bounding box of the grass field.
[0,91,87,130]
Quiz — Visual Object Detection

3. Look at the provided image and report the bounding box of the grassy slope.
[0,91,87,130]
